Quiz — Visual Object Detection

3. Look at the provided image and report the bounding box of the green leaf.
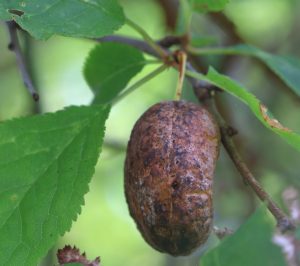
[194,44,300,97]
[0,105,110,266]
[186,68,300,152]
[190,0,230,13]
[0,0,124,39]
[178,0,229,32]
[201,206,286,266]
[84,43,145,104]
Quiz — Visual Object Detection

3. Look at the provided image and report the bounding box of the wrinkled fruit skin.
[124,100,220,256]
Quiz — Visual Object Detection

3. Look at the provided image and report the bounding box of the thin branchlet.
[6,21,39,101]
[206,99,295,233]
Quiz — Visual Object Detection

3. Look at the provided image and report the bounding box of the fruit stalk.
[174,51,187,101]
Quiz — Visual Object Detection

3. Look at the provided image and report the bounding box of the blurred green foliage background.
[1,0,300,265]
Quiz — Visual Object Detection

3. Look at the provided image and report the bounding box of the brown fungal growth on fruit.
[124,100,220,256]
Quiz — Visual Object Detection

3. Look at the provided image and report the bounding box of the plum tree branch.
[6,21,39,102]
[125,17,169,59]
[97,35,211,90]
[98,35,183,57]
[206,98,295,233]
[112,64,168,105]
[98,35,162,57]
[221,128,295,232]
[95,34,295,233]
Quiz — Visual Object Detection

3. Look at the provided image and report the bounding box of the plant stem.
[188,46,231,55]
[185,69,206,82]
[187,45,249,56]
[174,51,187,101]
[97,35,212,91]
[144,59,163,64]
[209,100,295,233]
[125,18,167,59]
[6,21,39,102]
[112,64,168,105]
[103,139,126,152]
[23,31,42,114]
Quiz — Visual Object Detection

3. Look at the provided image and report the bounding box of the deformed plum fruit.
[124,100,220,256]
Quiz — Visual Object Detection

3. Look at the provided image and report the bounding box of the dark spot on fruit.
[163,142,168,153]
[154,201,166,214]
[175,148,187,157]
[171,180,179,190]
[182,176,193,186]
[143,150,156,167]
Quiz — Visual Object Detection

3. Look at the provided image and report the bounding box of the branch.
[103,139,126,152]
[222,127,295,232]
[98,35,161,57]
[6,21,39,102]
[157,35,183,48]
[97,35,212,90]
[207,98,295,233]
[98,35,183,56]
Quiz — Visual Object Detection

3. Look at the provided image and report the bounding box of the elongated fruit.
[124,100,220,256]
